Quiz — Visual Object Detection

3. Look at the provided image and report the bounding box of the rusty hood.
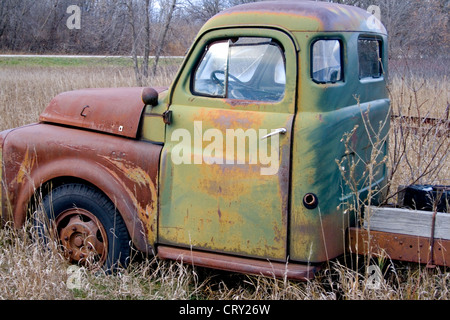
[39,87,166,138]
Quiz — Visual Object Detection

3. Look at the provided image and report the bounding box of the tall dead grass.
[0,63,449,300]
[1,218,449,300]
[0,222,71,299]
[386,72,449,202]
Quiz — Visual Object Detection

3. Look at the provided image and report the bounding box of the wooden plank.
[363,206,450,240]
[348,227,450,267]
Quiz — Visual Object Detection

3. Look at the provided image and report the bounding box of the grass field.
[0,57,449,300]
[0,55,183,68]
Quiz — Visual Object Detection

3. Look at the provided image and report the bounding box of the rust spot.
[157,245,318,281]
[196,107,264,132]
[99,156,157,230]
[14,148,36,186]
[349,227,450,267]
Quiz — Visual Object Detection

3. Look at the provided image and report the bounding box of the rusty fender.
[2,123,161,253]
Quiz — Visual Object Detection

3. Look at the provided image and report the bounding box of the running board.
[157,246,318,281]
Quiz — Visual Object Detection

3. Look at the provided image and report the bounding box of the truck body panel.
[0,1,405,279]
[41,87,149,138]
[158,27,297,260]
[1,124,161,252]
[289,29,389,262]
[197,1,386,35]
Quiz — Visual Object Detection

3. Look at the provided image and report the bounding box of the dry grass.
[0,62,449,300]
[1,219,449,300]
[0,222,72,299]
[387,73,449,198]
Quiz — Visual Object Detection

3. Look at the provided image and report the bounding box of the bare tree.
[0,0,446,64]
[151,0,177,76]
[124,0,179,85]
[142,0,152,78]
[183,0,223,22]
[0,0,12,39]
[182,0,257,23]
[125,0,143,85]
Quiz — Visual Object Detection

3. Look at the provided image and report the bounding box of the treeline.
[0,0,448,58]
[0,0,256,56]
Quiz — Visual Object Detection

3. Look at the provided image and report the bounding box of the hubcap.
[55,208,108,268]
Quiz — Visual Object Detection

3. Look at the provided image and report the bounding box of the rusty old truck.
[0,1,448,281]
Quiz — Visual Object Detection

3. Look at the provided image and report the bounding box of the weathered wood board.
[363,206,450,240]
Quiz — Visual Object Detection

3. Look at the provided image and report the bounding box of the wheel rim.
[54,208,108,268]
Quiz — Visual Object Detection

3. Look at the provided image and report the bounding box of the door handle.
[260,127,287,140]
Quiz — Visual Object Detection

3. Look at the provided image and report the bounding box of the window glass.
[358,38,382,79]
[312,40,342,83]
[194,41,229,97]
[274,56,285,85]
[193,37,285,102]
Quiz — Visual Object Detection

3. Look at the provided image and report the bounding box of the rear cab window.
[358,37,383,79]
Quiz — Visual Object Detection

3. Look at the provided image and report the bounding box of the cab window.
[358,38,382,79]
[193,37,286,102]
[312,39,342,83]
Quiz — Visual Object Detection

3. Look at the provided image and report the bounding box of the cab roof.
[199,0,386,35]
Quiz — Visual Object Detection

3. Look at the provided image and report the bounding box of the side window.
[312,39,342,83]
[193,41,229,97]
[193,37,286,102]
[358,38,382,79]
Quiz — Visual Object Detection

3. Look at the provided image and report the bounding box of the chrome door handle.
[260,127,287,140]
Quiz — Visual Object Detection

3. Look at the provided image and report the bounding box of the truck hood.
[39,87,167,138]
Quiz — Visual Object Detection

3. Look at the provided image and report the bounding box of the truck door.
[159,29,297,261]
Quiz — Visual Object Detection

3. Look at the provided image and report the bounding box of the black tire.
[36,183,130,271]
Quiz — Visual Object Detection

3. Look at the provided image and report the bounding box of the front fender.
[2,124,161,253]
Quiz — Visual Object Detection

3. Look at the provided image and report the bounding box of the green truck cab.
[0,1,389,280]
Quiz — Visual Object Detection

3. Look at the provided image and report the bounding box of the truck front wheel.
[35,183,130,271]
